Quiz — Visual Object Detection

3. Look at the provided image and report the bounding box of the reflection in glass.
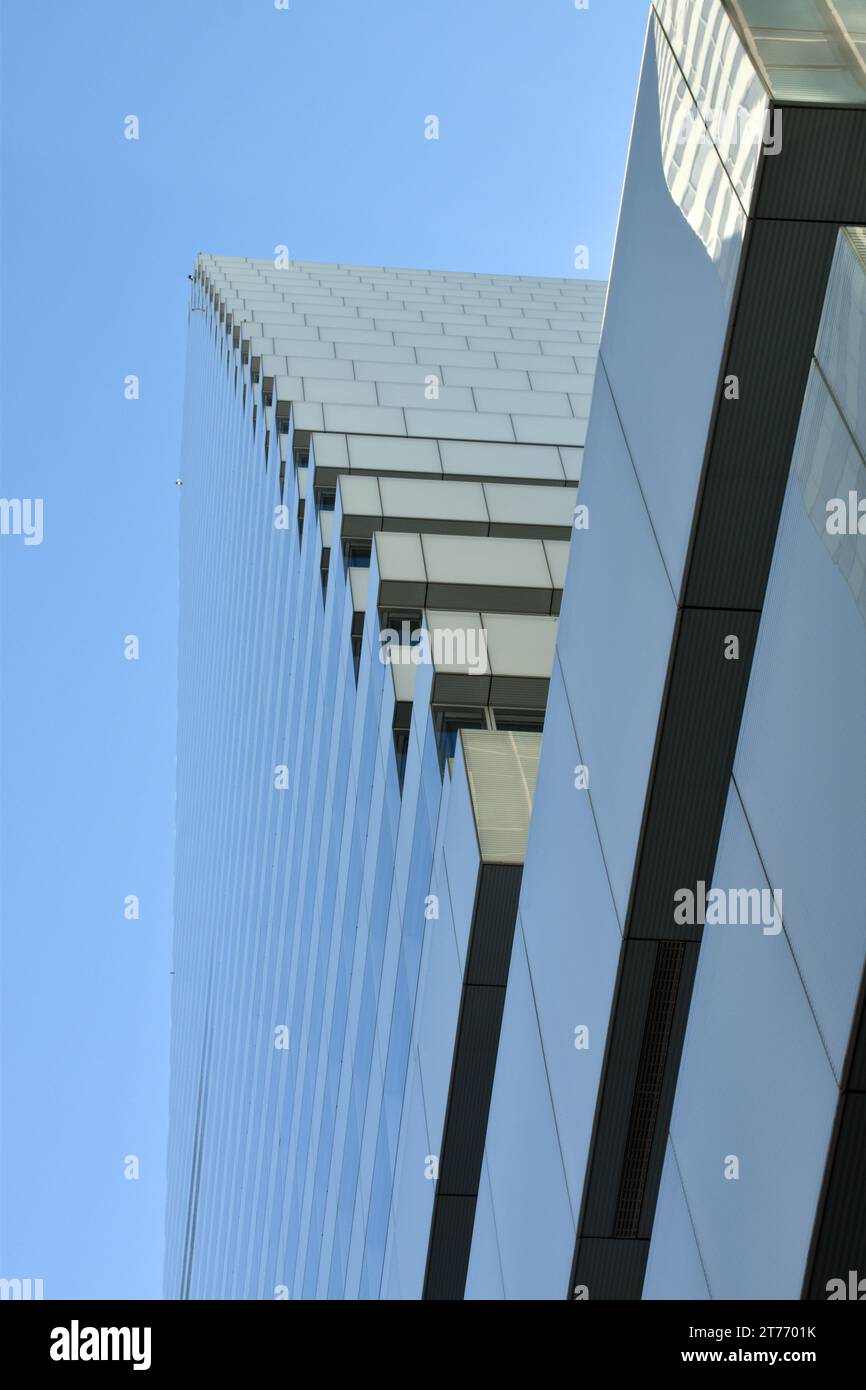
[815,228,866,461]
[728,0,866,104]
[656,0,768,210]
[793,364,866,626]
[655,19,749,301]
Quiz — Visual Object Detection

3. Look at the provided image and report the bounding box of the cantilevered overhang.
[567,0,866,1301]
[372,531,566,617]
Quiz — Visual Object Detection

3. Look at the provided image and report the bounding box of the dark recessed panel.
[465,863,523,987]
[843,965,866,1095]
[571,1237,649,1302]
[426,582,551,615]
[628,610,759,942]
[423,1196,478,1301]
[430,672,492,708]
[423,861,521,1299]
[639,942,699,1239]
[804,1095,866,1301]
[580,940,658,1237]
[438,986,507,1197]
[684,220,837,612]
[488,674,550,710]
[756,107,866,225]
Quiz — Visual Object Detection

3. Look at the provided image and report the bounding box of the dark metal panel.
[580,941,658,1236]
[488,674,550,709]
[840,962,866,1096]
[804,1095,866,1300]
[756,107,866,225]
[578,941,698,1249]
[340,512,381,542]
[423,1197,478,1301]
[571,1237,649,1302]
[438,986,507,1197]
[377,577,428,609]
[422,867,522,1299]
[488,522,572,541]
[628,609,760,942]
[382,516,487,537]
[684,221,837,611]
[430,672,491,707]
[638,943,699,1239]
[425,581,552,615]
[613,942,686,1240]
[465,863,523,988]
[846,996,866,1096]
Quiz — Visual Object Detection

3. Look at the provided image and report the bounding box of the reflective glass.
[599,15,746,590]
[669,786,837,1299]
[734,0,866,104]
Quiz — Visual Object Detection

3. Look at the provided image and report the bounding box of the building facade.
[471,0,866,1301]
[167,0,866,1301]
[165,255,605,1298]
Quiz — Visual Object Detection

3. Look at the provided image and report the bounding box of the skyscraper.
[166,255,605,1298]
[167,0,866,1302]
[474,0,866,1301]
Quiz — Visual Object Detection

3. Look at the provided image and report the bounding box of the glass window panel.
[599,16,747,591]
[734,366,866,1074]
[732,0,866,104]
[669,786,837,1299]
[643,1141,711,1300]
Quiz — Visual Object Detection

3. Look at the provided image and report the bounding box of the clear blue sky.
[0,0,648,1299]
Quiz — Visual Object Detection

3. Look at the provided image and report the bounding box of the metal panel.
[437,987,508,1196]
[684,221,839,611]
[756,107,866,224]
[422,865,522,1300]
[571,1237,649,1302]
[804,1095,866,1300]
[423,1197,478,1301]
[565,92,866,1303]
[628,609,759,943]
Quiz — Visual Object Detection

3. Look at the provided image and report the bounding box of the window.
[320,549,330,605]
[392,702,413,792]
[491,708,546,734]
[350,613,364,685]
[344,541,371,569]
[380,609,423,646]
[433,707,487,773]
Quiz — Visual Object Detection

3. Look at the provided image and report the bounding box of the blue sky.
[0,0,648,1299]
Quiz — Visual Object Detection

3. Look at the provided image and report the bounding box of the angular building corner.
[166,0,866,1301]
[476,0,866,1302]
[165,252,605,1299]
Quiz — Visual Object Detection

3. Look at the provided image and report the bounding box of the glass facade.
[644,228,866,1294]
[472,7,866,1303]
[165,256,605,1298]
[167,6,866,1302]
[648,785,838,1298]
